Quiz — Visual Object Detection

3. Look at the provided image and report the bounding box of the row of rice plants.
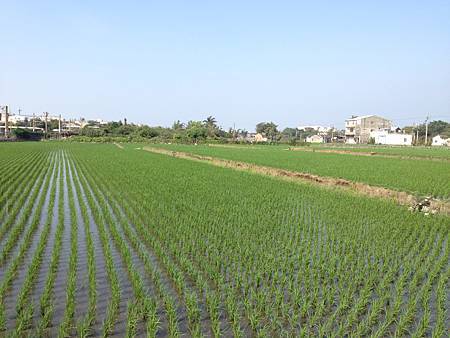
[57,153,79,337]
[67,159,97,336]
[37,152,65,334]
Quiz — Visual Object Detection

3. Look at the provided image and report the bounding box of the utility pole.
[424,115,429,146]
[58,114,61,138]
[3,105,9,138]
[44,112,48,137]
[413,123,418,145]
[32,113,36,132]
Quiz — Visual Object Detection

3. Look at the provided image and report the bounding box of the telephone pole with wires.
[44,112,48,137]
[424,115,430,146]
[58,114,62,138]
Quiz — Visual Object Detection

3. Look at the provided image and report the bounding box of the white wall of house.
[345,136,356,144]
[306,135,324,143]
[432,135,449,146]
[370,131,412,145]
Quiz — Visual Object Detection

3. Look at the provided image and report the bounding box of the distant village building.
[297,125,334,134]
[432,135,450,146]
[253,133,268,142]
[370,130,413,146]
[1,114,27,124]
[95,118,108,125]
[345,115,391,144]
[244,132,268,143]
[306,134,325,143]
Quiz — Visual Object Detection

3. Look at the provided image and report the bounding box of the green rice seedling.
[125,300,139,338]
[0,306,5,331]
[14,303,34,334]
[165,298,180,338]
[185,291,201,336]
[411,308,431,338]
[141,297,160,338]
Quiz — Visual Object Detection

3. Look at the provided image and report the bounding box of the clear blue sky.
[1,0,449,131]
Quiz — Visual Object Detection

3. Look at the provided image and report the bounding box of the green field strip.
[151,144,450,199]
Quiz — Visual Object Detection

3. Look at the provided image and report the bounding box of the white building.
[370,130,413,146]
[298,125,334,134]
[245,133,268,143]
[306,134,325,143]
[432,135,450,146]
[95,118,108,125]
[1,114,27,124]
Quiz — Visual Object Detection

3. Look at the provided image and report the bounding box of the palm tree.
[172,120,184,130]
[203,116,217,128]
[203,116,218,137]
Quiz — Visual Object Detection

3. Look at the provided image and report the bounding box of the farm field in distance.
[148,143,450,199]
[0,142,449,337]
[144,143,450,159]
[306,144,450,159]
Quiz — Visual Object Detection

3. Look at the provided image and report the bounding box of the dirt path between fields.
[142,146,450,216]
[285,146,450,162]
